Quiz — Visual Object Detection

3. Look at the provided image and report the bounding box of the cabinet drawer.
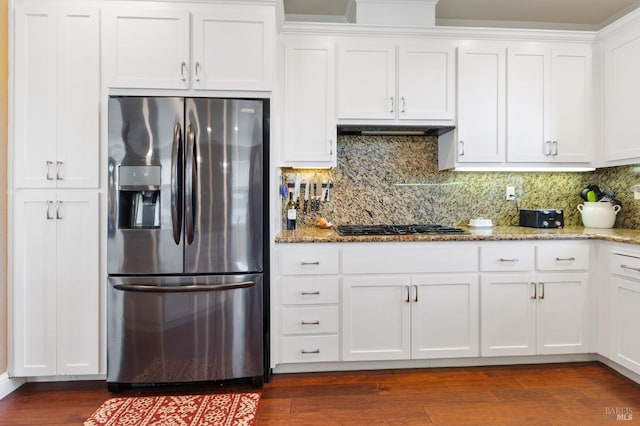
[281,277,339,305]
[342,244,477,274]
[280,245,339,275]
[480,244,534,271]
[281,335,339,363]
[281,306,339,335]
[610,251,640,281]
[536,244,590,271]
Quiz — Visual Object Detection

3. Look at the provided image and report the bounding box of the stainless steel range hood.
[337,125,455,137]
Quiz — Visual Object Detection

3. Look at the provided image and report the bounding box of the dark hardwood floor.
[0,362,639,425]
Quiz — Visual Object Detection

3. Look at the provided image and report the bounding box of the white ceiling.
[283,0,640,30]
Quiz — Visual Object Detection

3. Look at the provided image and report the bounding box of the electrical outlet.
[506,186,516,201]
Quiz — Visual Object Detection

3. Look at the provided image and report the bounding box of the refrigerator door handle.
[171,122,183,244]
[185,123,196,244]
[113,281,255,293]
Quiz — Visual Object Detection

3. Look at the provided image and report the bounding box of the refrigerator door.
[107,274,264,387]
[184,98,264,274]
[107,97,185,274]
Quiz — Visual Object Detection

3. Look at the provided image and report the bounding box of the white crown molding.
[280,21,597,43]
[597,4,640,39]
[437,18,600,32]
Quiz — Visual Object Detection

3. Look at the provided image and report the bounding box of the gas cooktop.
[336,224,469,236]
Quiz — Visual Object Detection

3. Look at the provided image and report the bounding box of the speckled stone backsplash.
[282,135,640,229]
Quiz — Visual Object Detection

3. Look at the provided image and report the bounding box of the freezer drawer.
[107,274,263,388]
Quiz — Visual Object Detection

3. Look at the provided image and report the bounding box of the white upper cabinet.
[102,8,190,89]
[13,4,100,189]
[397,41,455,120]
[191,7,275,91]
[281,36,336,167]
[102,4,275,91]
[507,46,591,164]
[602,19,640,164]
[337,38,455,122]
[455,45,506,163]
[337,39,395,120]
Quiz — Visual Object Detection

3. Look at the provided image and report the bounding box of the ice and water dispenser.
[118,166,161,228]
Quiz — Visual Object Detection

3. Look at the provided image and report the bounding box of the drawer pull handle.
[621,264,640,273]
[538,282,545,300]
[301,349,320,354]
[300,261,320,266]
[301,291,320,296]
[556,257,575,261]
[301,320,320,325]
[499,258,519,262]
[413,285,418,302]
[405,285,411,303]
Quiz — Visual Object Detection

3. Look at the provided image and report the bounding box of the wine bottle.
[286,192,297,230]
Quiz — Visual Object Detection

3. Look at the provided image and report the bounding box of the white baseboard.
[0,373,25,400]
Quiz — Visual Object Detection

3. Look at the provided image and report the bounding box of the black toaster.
[519,209,564,228]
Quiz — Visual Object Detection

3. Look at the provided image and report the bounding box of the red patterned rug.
[84,392,260,426]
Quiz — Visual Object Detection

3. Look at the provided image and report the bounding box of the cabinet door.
[536,273,589,354]
[603,26,640,163]
[397,41,455,120]
[337,40,396,119]
[55,192,99,375]
[480,273,536,356]
[342,276,411,361]
[192,7,275,91]
[456,46,505,163]
[609,275,640,374]
[102,8,190,89]
[13,4,57,188]
[13,191,57,376]
[550,48,591,163]
[282,37,336,166]
[506,48,551,163]
[56,8,99,188]
[411,274,479,359]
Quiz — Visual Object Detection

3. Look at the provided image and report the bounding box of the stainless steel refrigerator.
[106,97,268,392]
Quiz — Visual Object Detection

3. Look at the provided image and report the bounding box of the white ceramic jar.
[577,202,621,228]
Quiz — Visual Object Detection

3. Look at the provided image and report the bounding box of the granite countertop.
[275,226,640,245]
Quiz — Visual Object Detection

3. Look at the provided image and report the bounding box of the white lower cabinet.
[341,243,479,362]
[342,276,411,361]
[12,190,99,376]
[274,241,596,372]
[608,248,640,374]
[342,273,479,361]
[480,242,589,357]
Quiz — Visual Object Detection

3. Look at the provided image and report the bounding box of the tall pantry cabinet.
[11,2,100,376]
